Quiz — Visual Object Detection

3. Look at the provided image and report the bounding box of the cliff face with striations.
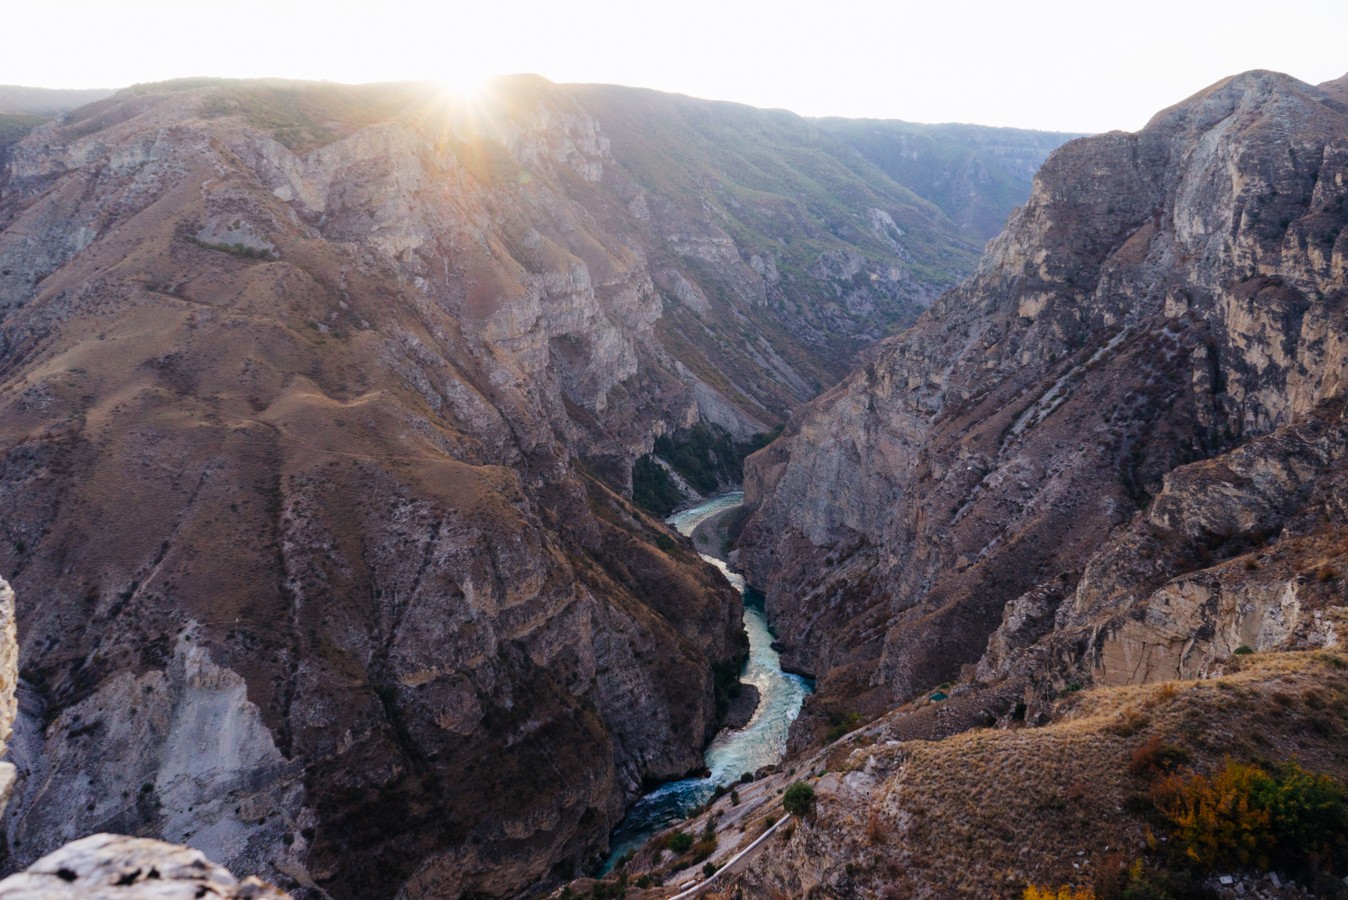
[741,70,1348,726]
[0,582,292,900]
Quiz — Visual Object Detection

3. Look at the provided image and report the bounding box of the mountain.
[0,85,115,116]
[0,85,118,158]
[740,69,1348,739]
[815,117,1083,242]
[0,76,1066,898]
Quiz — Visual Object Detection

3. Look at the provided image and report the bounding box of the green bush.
[1254,762,1348,874]
[783,781,815,818]
[667,830,693,853]
[653,423,782,494]
[631,455,682,516]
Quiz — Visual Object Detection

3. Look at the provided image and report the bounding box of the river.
[600,492,813,870]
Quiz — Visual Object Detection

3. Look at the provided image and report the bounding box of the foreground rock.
[741,69,1348,724]
[0,834,289,899]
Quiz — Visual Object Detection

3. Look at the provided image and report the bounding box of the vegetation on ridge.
[702,651,1348,899]
[631,423,782,515]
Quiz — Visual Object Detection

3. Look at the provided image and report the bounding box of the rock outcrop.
[0,583,287,899]
[740,70,1348,723]
[0,833,290,899]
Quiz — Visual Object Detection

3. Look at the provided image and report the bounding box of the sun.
[436,65,492,107]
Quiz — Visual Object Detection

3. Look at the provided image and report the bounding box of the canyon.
[556,67,1348,900]
[8,64,1345,900]
[0,77,1068,897]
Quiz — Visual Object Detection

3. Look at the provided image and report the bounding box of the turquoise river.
[601,492,813,871]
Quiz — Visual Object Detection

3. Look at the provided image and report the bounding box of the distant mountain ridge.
[0,84,115,116]
[815,116,1085,241]
[0,85,118,160]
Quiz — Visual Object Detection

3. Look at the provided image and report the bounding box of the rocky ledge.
[0,834,289,899]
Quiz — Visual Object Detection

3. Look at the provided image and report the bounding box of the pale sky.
[5,0,1347,133]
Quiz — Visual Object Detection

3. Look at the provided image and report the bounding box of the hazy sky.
[6,0,1347,133]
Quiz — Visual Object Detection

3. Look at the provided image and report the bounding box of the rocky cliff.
[0,580,16,816]
[0,583,283,899]
[740,70,1348,726]
[0,79,748,899]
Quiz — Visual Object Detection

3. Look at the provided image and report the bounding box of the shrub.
[825,709,863,742]
[701,861,717,878]
[667,830,694,853]
[1234,645,1254,655]
[1151,760,1275,868]
[1150,758,1348,874]
[631,455,682,516]
[1023,886,1095,900]
[1128,736,1189,779]
[1106,709,1151,737]
[689,835,717,863]
[783,781,815,817]
[1253,761,1348,874]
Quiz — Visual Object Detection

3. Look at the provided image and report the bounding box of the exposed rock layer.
[741,70,1348,722]
[0,579,14,811]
